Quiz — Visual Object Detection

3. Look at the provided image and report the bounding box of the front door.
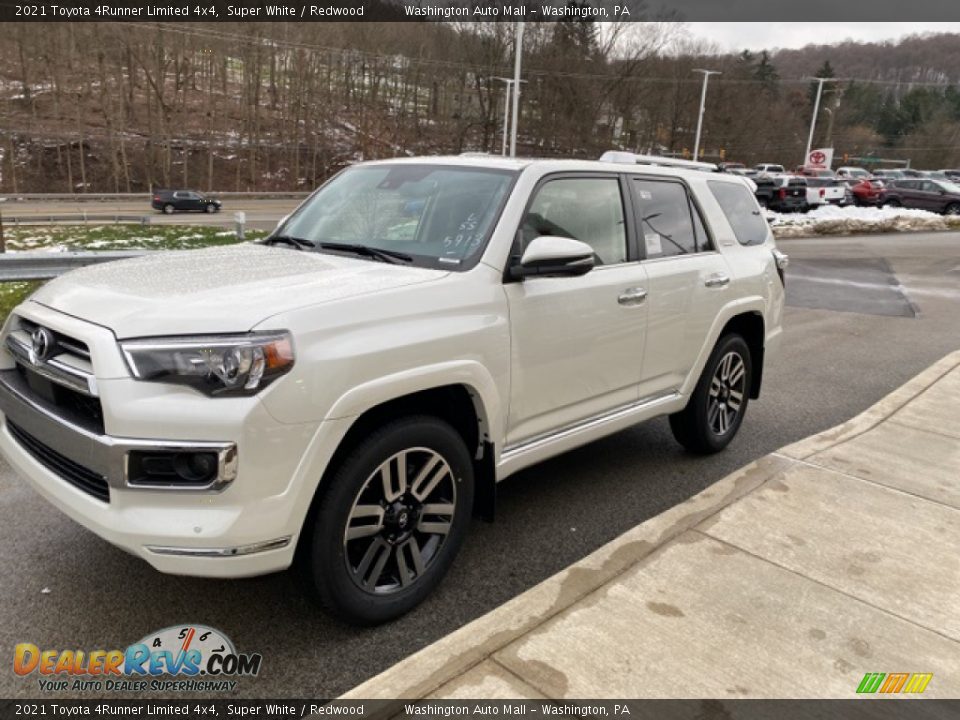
[504,174,649,446]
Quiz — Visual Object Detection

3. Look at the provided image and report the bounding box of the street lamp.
[0,197,6,254]
[492,77,526,157]
[510,21,525,158]
[805,76,836,165]
[692,69,721,162]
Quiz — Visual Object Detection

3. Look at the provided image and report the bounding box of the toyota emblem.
[30,327,55,364]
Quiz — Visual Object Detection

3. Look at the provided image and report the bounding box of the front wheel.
[298,416,474,625]
[670,334,753,454]
[205,204,217,214]
[944,203,960,216]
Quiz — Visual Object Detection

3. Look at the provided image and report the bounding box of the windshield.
[277,164,516,270]
[936,180,960,194]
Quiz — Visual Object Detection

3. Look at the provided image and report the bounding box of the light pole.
[492,77,526,157]
[692,69,721,161]
[0,197,6,254]
[510,22,524,158]
[805,76,836,165]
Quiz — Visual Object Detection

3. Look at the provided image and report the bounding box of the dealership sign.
[806,148,834,169]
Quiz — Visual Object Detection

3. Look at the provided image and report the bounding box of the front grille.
[8,420,110,503]
[18,318,91,359]
[14,364,104,435]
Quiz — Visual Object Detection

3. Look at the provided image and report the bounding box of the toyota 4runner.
[0,154,786,624]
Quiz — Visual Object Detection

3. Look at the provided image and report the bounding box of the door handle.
[618,287,648,306]
[704,273,731,288]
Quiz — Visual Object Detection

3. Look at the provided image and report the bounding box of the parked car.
[718,162,746,173]
[795,167,837,178]
[940,169,960,181]
[805,176,850,207]
[152,189,222,214]
[835,167,871,180]
[0,154,785,624]
[847,178,886,206]
[881,178,960,214]
[754,174,809,212]
[899,169,925,178]
[921,171,950,181]
[755,163,786,174]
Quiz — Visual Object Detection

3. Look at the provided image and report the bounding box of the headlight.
[120,332,294,397]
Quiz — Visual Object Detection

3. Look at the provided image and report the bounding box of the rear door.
[630,176,731,399]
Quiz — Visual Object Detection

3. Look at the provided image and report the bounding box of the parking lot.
[1,230,958,699]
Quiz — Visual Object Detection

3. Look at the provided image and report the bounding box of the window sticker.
[644,232,662,256]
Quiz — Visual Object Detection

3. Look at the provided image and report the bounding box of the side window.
[708,180,768,247]
[633,179,699,258]
[521,177,627,265]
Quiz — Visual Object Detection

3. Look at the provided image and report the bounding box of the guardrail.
[0,192,311,202]
[3,215,153,227]
[0,251,149,281]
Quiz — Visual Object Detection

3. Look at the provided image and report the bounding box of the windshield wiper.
[317,242,413,264]
[263,234,315,250]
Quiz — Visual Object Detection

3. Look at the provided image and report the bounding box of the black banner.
[3,0,960,22]
[2,700,960,719]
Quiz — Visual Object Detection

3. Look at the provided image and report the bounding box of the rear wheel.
[163,204,175,214]
[884,198,901,208]
[670,334,752,454]
[298,416,474,625]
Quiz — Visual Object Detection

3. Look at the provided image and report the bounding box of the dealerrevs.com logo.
[14,625,262,693]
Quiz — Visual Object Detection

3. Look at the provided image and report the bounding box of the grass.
[0,224,268,323]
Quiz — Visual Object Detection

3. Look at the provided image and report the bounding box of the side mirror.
[510,236,595,280]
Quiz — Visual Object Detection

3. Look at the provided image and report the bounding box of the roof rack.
[599,151,718,172]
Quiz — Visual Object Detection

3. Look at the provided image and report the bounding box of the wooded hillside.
[2,22,959,193]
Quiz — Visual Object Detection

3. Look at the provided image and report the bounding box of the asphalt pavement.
[1,230,958,699]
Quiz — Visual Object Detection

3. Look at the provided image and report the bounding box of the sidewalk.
[343,349,960,701]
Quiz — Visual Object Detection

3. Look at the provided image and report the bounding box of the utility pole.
[510,22,524,158]
[0,198,6,254]
[805,76,836,165]
[692,69,721,162]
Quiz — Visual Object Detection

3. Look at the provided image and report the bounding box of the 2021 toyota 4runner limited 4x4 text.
[0,153,786,624]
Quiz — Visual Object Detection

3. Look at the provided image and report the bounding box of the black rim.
[708,351,746,436]
[343,447,457,595]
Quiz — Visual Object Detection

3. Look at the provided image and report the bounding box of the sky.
[684,22,960,53]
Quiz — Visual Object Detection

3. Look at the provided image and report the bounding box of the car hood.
[30,243,448,338]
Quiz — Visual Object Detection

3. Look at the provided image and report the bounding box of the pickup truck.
[0,154,786,624]
[804,177,851,208]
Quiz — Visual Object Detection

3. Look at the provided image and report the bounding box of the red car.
[847,178,885,206]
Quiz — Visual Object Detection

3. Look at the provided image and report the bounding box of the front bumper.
[0,305,326,578]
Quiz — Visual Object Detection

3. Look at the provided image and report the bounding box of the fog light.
[128,450,220,487]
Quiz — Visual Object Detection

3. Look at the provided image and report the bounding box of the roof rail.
[599,151,718,172]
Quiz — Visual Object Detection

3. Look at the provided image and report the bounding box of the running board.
[498,392,683,480]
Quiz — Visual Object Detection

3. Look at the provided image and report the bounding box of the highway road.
[0,231,958,699]
[1,198,300,231]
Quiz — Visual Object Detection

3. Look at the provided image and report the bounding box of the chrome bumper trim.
[145,537,292,558]
[0,369,237,492]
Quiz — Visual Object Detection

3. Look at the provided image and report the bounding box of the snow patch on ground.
[770,205,960,237]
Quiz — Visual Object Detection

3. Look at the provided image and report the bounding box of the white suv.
[0,154,785,624]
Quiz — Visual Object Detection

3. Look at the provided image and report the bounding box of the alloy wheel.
[343,447,456,594]
[707,351,746,436]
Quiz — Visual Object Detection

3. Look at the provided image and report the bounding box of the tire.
[163,204,175,215]
[670,334,753,455]
[944,203,960,216]
[298,416,474,625]
[884,199,901,208]
[205,204,217,214]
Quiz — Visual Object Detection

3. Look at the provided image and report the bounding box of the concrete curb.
[340,348,960,703]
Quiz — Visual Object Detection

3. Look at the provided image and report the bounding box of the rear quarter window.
[708,181,769,247]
